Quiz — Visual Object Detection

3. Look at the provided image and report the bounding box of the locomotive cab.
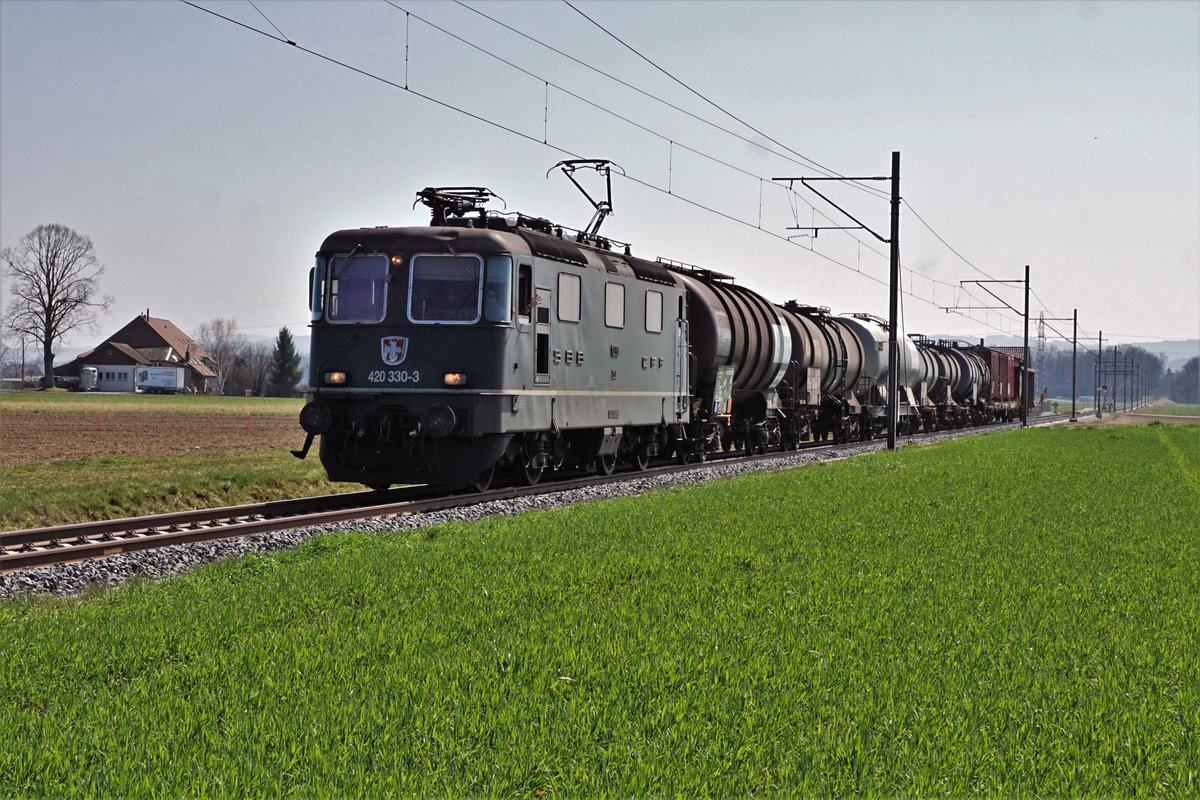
[298,229,522,488]
[296,193,690,491]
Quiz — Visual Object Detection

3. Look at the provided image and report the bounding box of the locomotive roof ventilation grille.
[597,253,621,274]
[626,256,675,285]
[515,229,588,267]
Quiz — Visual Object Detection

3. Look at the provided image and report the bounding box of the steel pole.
[886,151,900,450]
[1022,265,1030,427]
[1070,308,1078,421]
[1096,331,1102,417]
[1123,353,1129,411]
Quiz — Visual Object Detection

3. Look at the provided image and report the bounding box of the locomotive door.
[534,283,551,385]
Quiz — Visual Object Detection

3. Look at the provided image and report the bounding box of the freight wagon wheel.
[523,463,543,486]
[596,453,617,476]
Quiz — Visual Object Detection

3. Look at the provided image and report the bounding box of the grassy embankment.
[2,423,1197,797]
[0,392,353,529]
[1140,399,1200,416]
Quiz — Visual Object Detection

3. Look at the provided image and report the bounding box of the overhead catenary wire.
[247,0,291,42]
[455,0,885,198]
[258,0,1009,327]
[189,1,1041,338]
[560,0,890,201]
[182,2,907,296]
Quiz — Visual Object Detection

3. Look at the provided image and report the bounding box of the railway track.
[2,412,1084,574]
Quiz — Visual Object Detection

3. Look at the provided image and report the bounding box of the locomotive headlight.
[323,371,348,386]
[443,372,468,387]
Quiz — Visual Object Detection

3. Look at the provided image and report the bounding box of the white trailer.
[135,366,186,394]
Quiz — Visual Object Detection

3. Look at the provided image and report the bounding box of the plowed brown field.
[1,411,303,468]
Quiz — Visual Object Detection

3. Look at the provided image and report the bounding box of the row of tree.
[1166,358,1199,404]
[1034,343,1200,405]
[195,318,303,397]
[1033,344,1166,402]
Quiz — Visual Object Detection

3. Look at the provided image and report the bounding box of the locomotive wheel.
[596,453,617,476]
[675,446,693,465]
[631,448,650,471]
[523,464,543,485]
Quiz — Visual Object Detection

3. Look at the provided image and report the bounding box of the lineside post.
[1022,264,1030,427]
[887,151,900,451]
[1070,308,1078,422]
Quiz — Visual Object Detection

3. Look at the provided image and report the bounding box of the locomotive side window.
[645,289,663,333]
[408,253,483,324]
[327,254,388,323]
[558,272,581,323]
[517,264,533,322]
[309,257,326,320]
[484,256,513,323]
[605,282,625,328]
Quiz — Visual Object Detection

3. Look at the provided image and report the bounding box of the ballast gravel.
[0,426,1018,601]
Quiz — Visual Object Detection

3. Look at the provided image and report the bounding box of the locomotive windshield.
[409,252,514,324]
[483,256,512,323]
[327,254,388,323]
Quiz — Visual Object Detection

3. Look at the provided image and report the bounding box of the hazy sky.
[2,0,1197,357]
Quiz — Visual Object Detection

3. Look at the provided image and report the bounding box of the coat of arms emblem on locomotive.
[380,336,409,366]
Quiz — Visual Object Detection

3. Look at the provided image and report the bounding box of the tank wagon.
[295,183,1030,490]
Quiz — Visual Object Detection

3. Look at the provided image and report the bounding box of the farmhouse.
[54,313,217,393]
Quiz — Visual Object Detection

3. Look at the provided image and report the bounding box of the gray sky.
[2,0,1198,355]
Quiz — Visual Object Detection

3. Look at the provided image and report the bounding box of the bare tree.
[0,330,13,382]
[195,318,244,394]
[243,341,273,396]
[1,224,113,388]
[223,341,272,396]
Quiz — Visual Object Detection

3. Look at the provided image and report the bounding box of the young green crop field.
[2,423,1198,797]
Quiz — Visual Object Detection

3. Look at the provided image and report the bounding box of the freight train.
[294,182,1029,490]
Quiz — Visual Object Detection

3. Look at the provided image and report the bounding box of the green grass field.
[1140,399,1200,416]
[1,450,347,529]
[2,424,1198,797]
